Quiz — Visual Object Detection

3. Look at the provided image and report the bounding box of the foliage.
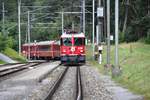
[0,0,93,47]
[0,60,6,64]
[0,0,150,51]
[120,0,150,43]
[5,36,15,48]
[112,43,150,100]
[145,29,150,44]
[0,33,7,51]
[119,32,125,43]
[0,32,26,62]
[2,47,27,62]
[0,32,15,51]
[124,26,138,42]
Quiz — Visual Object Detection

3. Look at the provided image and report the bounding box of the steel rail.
[76,67,83,100]
[0,63,26,67]
[0,60,48,67]
[45,67,69,100]
[0,63,30,73]
[0,62,42,78]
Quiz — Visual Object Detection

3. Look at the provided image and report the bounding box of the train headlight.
[63,50,66,53]
[78,47,84,53]
[80,50,83,53]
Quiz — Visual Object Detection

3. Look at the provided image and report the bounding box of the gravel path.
[80,65,113,100]
[52,67,77,100]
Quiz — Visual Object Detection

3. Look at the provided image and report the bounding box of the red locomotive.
[22,41,60,60]
[60,31,86,64]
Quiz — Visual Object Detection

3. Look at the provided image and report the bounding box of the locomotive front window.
[74,38,85,46]
[61,38,72,46]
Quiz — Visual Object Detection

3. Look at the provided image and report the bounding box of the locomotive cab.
[60,32,86,64]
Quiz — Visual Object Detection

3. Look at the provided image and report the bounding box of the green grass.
[86,45,104,74]
[2,47,27,63]
[0,60,6,64]
[86,42,150,100]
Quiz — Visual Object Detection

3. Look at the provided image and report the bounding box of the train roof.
[61,32,85,38]
[23,40,60,46]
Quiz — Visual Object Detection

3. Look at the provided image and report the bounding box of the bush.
[6,36,15,48]
[0,33,7,51]
[124,16,150,43]
[125,27,138,43]
[119,32,125,43]
[2,47,27,62]
[0,33,15,51]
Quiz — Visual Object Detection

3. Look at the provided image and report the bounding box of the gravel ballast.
[0,62,63,100]
[52,67,77,100]
[0,61,143,100]
[27,65,66,100]
[80,65,113,100]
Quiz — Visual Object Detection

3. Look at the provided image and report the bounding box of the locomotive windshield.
[74,38,85,46]
[61,38,72,46]
[61,37,85,46]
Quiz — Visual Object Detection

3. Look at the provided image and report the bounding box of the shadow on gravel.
[62,64,85,67]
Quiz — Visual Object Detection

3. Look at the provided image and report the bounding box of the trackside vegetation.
[0,60,6,64]
[2,47,27,63]
[86,42,150,100]
[0,33,26,63]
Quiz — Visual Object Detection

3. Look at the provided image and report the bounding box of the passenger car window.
[39,45,50,51]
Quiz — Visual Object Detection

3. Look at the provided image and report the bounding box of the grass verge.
[0,60,6,64]
[2,47,27,63]
[86,42,150,100]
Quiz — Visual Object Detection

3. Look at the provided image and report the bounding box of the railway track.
[0,61,47,67]
[76,67,83,100]
[0,62,26,67]
[45,66,83,100]
[45,66,69,100]
[0,62,43,79]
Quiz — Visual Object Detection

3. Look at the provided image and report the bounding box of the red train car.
[22,41,60,60]
[60,31,86,64]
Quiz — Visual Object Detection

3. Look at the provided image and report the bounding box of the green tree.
[0,33,7,51]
